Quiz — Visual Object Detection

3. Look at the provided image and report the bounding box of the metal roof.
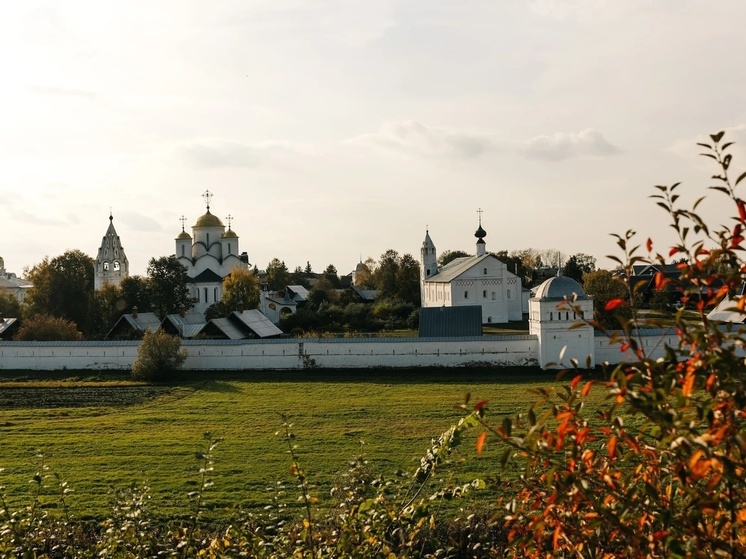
[0,317,18,338]
[230,309,283,338]
[419,306,483,337]
[207,317,246,340]
[424,254,494,283]
[189,269,223,283]
[286,285,310,302]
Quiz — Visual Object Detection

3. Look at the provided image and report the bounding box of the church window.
[566,312,569,320]
[483,290,487,298]
[228,243,232,255]
[204,288,208,302]
[113,261,120,271]
[103,262,109,271]
[426,268,430,276]
[491,292,496,300]
[464,291,469,299]
[196,290,200,302]
[487,316,492,323]
[483,268,487,275]
[214,287,218,302]
[550,312,553,321]
[206,233,210,245]
[181,245,185,257]
[507,289,511,299]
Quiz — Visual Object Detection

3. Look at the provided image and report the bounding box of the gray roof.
[207,317,246,340]
[352,285,378,301]
[162,312,208,338]
[532,276,588,301]
[419,306,483,338]
[230,309,283,338]
[106,312,161,338]
[425,254,493,283]
[286,285,310,302]
[189,269,223,283]
[707,297,746,324]
[0,317,18,338]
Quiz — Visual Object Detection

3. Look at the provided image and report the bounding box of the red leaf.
[605,298,625,311]
[608,435,618,458]
[476,432,487,455]
[646,238,653,252]
[738,199,746,222]
[571,374,582,390]
[669,247,680,257]
[473,400,488,412]
[582,381,593,397]
[654,271,669,290]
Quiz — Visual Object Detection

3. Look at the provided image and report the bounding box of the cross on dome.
[202,189,213,210]
[179,215,187,231]
[226,214,233,229]
[477,207,483,225]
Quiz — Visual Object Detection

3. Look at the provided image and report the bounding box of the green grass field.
[0,368,608,523]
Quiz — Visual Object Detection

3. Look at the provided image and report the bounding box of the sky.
[2,0,746,277]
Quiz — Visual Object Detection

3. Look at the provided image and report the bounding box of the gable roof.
[161,312,208,338]
[105,312,161,339]
[425,254,496,283]
[419,306,483,337]
[229,309,283,338]
[189,269,224,283]
[0,317,19,339]
[707,297,746,324]
[286,285,310,302]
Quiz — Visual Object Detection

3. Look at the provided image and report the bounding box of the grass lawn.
[0,368,608,522]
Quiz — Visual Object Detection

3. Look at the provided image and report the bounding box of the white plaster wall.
[594,333,680,364]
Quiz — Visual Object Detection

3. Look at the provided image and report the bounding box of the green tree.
[0,288,21,318]
[562,253,597,282]
[23,249,95,334]
[353,257,376,289]
[221,267,259,311]
[265,258,289,291]
[582,269,631,329]
[131,329,187,381]
[88,283,126,339]
[395,253,421,306]
[14,314,83,341]
[119,275,152,314]
[437,250,470,268]
[372,249,399,298]
[146,256,192,319]
[323,264,341,288]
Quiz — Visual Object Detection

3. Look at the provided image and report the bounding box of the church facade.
[94,213,130,291]
[176,191,249,314]
[420,218,523,324]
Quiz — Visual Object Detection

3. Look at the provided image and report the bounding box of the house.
[0,257,32,303]
[161,310,209,339]
[202,310,283,339]
[105,307,161,339]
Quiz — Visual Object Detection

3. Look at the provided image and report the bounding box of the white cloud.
[348,120,493,159]
[175,139,306,168]
[521,129,619,161]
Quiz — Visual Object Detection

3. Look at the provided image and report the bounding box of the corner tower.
[95,212,129,291]
[420,228,438,306]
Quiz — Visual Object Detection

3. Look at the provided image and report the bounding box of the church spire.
[475,208,487,256]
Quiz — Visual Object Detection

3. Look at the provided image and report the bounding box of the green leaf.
[736,170,746,186]
[710,131,725,143]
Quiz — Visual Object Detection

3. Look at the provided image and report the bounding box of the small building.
[105,308,161,340]
[0,257,32,303]
[161,310,209,339]
[259,289,297,325]
[202,310,282,339]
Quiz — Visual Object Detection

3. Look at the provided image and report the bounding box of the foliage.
[323,263,341,288]
[372,249,421,305]
[146,256,193,319]
[562,252,596,282]
[438,249,471,268]
[23,249,95,335]
[221,266,259,311]
[131,329,187,381]
[265,258,289,291]
[13,314,84,341]
[119,275,152,314]
[467,131,746,557]
[582,268,631,329]
[0,288,21,319]
[88,282,127,339]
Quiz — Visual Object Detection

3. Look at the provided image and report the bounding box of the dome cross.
[202,189,213,211]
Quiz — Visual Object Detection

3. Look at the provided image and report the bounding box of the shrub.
[13,314,83,341]
[131,329,187,381]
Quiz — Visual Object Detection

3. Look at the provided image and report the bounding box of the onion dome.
[177,230,192,240]
[474,224,486,240]
[222,229,238,238]
[194,209,224,228]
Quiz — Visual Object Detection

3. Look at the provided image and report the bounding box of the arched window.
[464,291,469,299]
[491,292,496,300]
[196,289,200,302]
[483,290,487,298]
[103,262,109,271]
[228,243,232,255]
[507,289,511,299]
[214,287,218,302]
[206,233,210,246]
[483,268,487,275]
[550,312,553,321]
[204,288,208,302]
[181,245,185,257]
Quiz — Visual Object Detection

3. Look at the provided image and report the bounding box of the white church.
[420,217,524,324]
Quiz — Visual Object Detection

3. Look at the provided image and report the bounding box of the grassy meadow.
[0,368,609,523]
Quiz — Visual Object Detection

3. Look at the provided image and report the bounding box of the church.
[94,213,130,291]
[420,215,524,324]
[175,191,250,314]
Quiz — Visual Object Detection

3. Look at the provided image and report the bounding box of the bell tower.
[95,212,130,291]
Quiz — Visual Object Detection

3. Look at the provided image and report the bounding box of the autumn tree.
[468,131,746,558]
[562,252,597,282]
[23,249,95,334]
[221,267,259,311]
[14,314,83,341]
[146,256,192,318]
[394,253,421,305]
[0,288,21,318]
[131,329,187,381]
[582,268,631,329]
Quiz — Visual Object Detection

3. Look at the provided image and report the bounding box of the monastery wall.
[0,336,539,371]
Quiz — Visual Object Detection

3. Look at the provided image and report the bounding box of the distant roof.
[162,312,208,338]
[707,297,746,324]
[230,309,283,338]
[0,317,19,339]
[532,276,588,301]
[106,312,161,339]
[425,254,494,283]
[352,285,378,301]
[286,285,310,302]
[207,317,246,340]
[190,269,223,283]
[419,306,483,338]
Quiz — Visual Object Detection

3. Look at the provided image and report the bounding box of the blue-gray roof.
[532,276,588,301]
[419,306,483,337]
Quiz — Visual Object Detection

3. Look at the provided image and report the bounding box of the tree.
[562,253,597,282]
[437,250,470,268]
[221,267,259,311]
[582,269,631,329]
[323,264,341,288]
[265,258,289,291]
[0,288,21,319]
[14,314,83,341]
[394,253,421,305]
[88,283,126,339]
[468,131,746,557]
[147,256,192,319]
[131,329,187,381]
[23,250,95,334]
[372,249,399,298]
[119,275,152,314]
[353,257,376,289]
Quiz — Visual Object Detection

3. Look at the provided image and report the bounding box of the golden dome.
[222,229,238,238]
[177,230,192,240]
[194,210,224,228]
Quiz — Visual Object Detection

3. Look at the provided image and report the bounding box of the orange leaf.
[738,198,746,222]
[654,271,669,290]
[476,432,487,455]
[669,247,680,257]
[646,238,653,252]
[571,374,582,390]
[473,400,488,412]
[582,381,593,397]
[682,373,695,397]
[608,435,618,458]
[605,298,625,311]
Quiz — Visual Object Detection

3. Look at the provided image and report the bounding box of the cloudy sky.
[2,0,746,277]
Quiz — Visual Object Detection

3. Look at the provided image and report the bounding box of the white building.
[529,275,595,369]
[94,213,130,291]
[0,257,32,303]
[176,191,249,314]
[420,219,523,324]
